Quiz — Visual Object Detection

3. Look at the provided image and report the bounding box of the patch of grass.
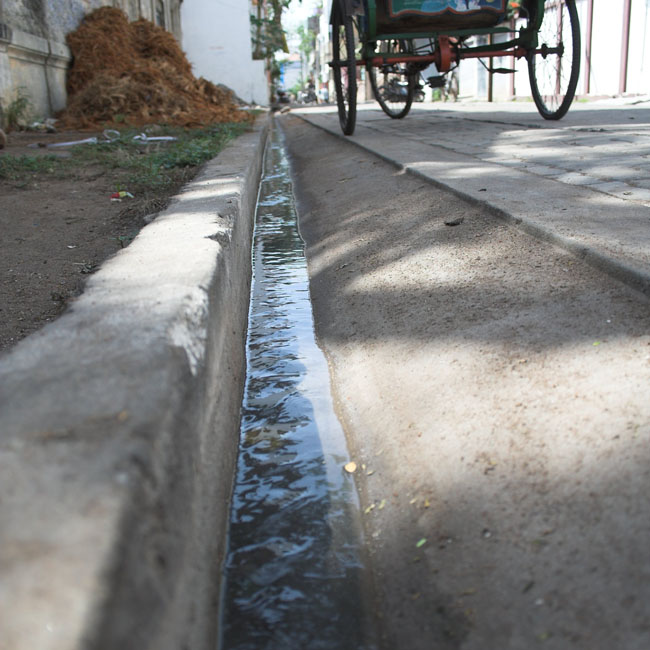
[77,123,250,191]
[0,154,67,180]
[0,122,251,188]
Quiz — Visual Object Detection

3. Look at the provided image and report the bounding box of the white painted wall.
[458,1,650,102]
[590,0,625,96]
[627,0,650,94]
[181,0,268,105]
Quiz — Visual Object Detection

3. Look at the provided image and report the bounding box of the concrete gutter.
[0,114,268,650]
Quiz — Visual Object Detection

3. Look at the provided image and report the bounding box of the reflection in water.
[219,127,374,650]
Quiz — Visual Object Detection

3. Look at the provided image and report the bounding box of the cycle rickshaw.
[330,0,581,135]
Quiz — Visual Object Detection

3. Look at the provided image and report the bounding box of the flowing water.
[219,127,375,650]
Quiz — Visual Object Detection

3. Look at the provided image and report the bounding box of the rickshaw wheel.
[368,40,415,120]
[528,0,580,120]
[332,3,357,135]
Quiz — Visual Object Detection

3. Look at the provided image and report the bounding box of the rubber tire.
[528,0,580,120]
[332,3,357,135]
[368,40,415,119]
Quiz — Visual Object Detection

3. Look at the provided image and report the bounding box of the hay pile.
[58,7,252,128]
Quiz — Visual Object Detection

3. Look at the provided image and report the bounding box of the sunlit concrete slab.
[293,99,650,296]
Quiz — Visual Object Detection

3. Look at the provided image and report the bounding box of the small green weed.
[0,154,66,180]
[0,87,32,132]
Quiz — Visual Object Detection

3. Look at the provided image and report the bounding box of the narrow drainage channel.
[218,126,376,650]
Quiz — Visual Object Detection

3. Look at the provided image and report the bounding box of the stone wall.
[0,0,182,122]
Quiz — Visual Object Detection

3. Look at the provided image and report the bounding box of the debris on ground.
[444,216,465,226]
[58,7,252,129]
[27,129,179,149]
[28,119,58,133]
[111,191,135,201]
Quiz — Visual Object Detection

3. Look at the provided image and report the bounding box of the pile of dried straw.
[58,7,252,128]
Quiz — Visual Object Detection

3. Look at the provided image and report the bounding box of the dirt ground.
[281,115,650,650]
[0,131,177,354]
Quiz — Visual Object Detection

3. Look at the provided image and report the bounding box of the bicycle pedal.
[427,75,446,88]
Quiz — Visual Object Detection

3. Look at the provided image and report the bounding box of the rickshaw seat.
[373,0,508,35]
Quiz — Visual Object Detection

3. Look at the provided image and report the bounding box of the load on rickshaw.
[329,0,581,135]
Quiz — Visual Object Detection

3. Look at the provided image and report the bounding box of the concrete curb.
[294,111,650,299]
[0,115,268,650]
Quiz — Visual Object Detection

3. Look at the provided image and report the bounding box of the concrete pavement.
[293,98,650,297]
[0,115,268,650]
[1,97,649,649]
[283,110,650,650]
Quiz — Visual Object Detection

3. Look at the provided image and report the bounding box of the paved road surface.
[280,105,650,650]
[293,98,650,297]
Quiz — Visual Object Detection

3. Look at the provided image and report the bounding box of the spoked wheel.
[368,39,416,119]
[332,2,357,135]
[528,0,580,120]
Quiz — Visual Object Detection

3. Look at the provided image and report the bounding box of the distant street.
[280,102,650,650]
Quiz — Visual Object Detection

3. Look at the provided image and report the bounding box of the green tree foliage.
[251,0,293,60]
[296,24,316,61]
